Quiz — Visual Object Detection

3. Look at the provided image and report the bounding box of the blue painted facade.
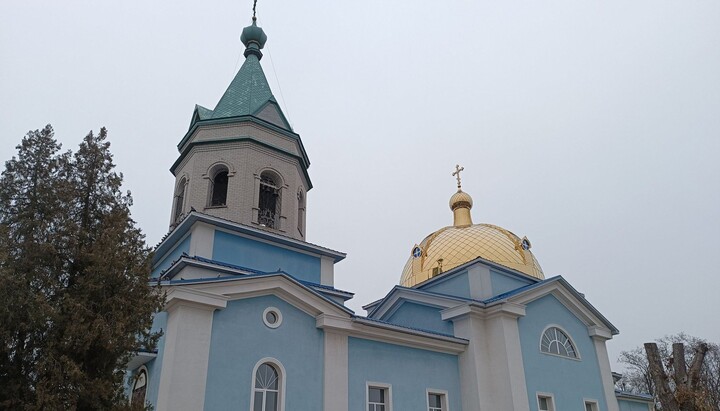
[518,294,608,410]
[491,269,535,295]
[347,337,462,411]
[204,296,324,410]
[212,230,321,283]
[385,300,454,336]
[418,270,472,299]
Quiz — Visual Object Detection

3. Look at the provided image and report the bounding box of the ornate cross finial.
[452,164,464,189]
[252,0,258,20]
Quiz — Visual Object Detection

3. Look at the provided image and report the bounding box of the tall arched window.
[173,178,186,222]
[253,363,280,411]
[131,367,148,407]
[540,326,578,359]
[297,190,305,235]
[209,167,229,207]
[258,171,281,229]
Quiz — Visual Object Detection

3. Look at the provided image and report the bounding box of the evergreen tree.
[0,126,163,410]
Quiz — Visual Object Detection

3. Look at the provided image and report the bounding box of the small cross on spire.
[452,164,464,190]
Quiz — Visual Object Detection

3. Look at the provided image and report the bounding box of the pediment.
[162,269,353,319]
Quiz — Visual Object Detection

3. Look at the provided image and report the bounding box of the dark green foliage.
[0,125,163,410]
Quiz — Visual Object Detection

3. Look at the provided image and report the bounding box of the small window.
[173,178,186,222]
[253,363,280,411]
[427,391,447,411]
[537,394,554,411]
[258,171,281,228]
[297,190,305,235]
[540,326,578,359]
[131,368,148,407]
[585,400,599,411]
[263,307,282,329]
[368,384,391,411]
[210,169,229,207]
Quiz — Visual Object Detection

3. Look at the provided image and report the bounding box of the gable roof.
[365,259,619,336]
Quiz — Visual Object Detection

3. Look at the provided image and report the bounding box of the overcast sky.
[2,1,719,370]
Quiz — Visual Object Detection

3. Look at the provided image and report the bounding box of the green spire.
[211,52,274,119]
[188,18,289,130]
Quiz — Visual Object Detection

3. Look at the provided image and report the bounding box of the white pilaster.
[467,265,492,300]
[188,222,215,259]
[320,256,334,286]
[155,289,227,411]
[445,303,530,411]
[323,331,348,411]
[591,333,619,411]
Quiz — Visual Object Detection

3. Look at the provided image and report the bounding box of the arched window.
[540,326,578,359]
[297,190,305,235]
[209,167,229,207]
[173,178,186,222]
[253,363,280,411]
[130,367,148,407]
[258,171,281,229]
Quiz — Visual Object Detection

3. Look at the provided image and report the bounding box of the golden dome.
[400,187,544,288]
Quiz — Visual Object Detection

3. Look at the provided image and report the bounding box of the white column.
[323,331,348,411]
[156,289,227,411]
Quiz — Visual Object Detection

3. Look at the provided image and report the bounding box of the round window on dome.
[263,307,282,328]
[412,246,422,258]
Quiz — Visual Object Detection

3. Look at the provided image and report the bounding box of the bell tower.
[169,17,311,240]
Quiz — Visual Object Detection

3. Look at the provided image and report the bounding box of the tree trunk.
[645,342,681,411]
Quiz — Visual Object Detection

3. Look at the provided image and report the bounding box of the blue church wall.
[347,337,462,411]
[212,230,321,284]
[203,295,324,411]
[144,311,167,407]
[418,270,471,299]
[151,235,191,278]
[618,398,652,411]
[517,294,607,411]
[385,301,454,335]
[489,269,534,296]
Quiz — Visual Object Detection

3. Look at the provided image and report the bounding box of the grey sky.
[2,1,719,370]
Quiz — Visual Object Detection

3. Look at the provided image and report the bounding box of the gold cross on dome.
[452,164,464,189]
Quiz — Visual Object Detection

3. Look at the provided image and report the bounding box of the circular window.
[263,307,282,329]
[412,246,422,258]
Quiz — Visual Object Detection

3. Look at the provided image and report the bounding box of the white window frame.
[584,398,599,411]
[249,358,286,411]
[539,324,581,360]
[426,388,449,411]
[366,381,392,411]
[536,392,555,411]
[262,306,283,329]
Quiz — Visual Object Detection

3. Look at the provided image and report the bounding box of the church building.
[125,16,654,411]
